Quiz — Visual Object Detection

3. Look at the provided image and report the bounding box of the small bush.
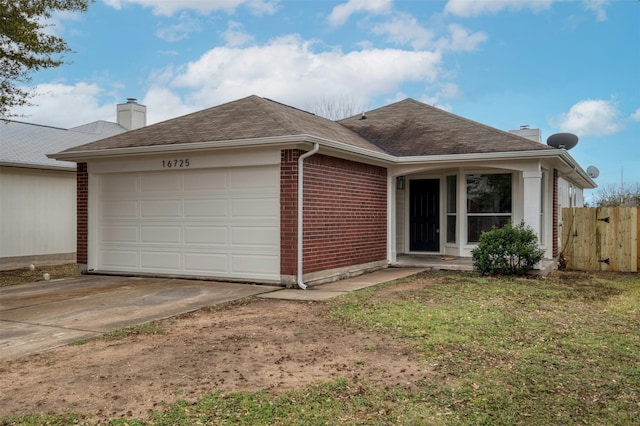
[471,221,545,275]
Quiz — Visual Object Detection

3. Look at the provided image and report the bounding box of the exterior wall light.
[396,176,405,190]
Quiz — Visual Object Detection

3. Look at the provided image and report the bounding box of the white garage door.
[96,166,280,281]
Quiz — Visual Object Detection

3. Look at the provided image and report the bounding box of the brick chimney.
[117,98,147,130]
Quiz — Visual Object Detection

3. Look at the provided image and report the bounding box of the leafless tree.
[307,95,365,121]
[592,182,640,207]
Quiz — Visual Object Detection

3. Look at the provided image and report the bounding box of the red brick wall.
[77,163,88,265]
[280,150,388,275]
[305,153,387,272]
[280,150,299,276]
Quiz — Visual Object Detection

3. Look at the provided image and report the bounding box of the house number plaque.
[162,159,190,168]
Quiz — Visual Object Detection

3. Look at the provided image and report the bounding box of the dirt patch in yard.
[0,264,77,287]
[0,296,431,423]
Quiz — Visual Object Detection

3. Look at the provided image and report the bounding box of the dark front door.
[410,179,440,252]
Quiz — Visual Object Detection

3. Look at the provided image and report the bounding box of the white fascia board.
[46,133,595,188]
[0,161,76,172]
[396,149,562,164]
[47,133,396,164]
[556,150,597,189]
[47,135,309,161]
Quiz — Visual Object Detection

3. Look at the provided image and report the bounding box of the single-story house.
[0,99,145,270]
[50,96,595,287]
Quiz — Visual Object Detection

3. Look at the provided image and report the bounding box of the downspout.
[297,143,320,289]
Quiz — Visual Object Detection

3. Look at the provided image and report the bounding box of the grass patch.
[330,270,640,424]
[2,380,443,425]
[2,271,638,425]
[0,412,86,425]
[72,322,165,345]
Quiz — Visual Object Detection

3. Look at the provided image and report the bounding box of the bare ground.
[0,288,432,423]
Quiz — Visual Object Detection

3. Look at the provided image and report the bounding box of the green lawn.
[3,271,639,425]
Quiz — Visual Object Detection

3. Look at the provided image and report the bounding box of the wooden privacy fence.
[561,207,639,272]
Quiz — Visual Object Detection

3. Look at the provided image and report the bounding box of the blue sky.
[15,0,640,201]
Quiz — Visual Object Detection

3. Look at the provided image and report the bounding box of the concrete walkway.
[0,268,425,361]
[259,268,425,301]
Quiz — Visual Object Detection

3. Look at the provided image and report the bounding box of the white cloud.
[444,0,610,21]
[444,0,555,17]
[327,0,393,27]
[17,33,447,126]
[371,14,486,52]
[437,24,487,52]
[141,87,198,123]
[12,83,117,128]
[436,82,462,100]
[584,0,610,22]
[165,35,442,114]
[104,0,278,16]
[630,108,640,121]
[554,99,623,136]
[371,12,435,50]
[156,12,201,41]
[222,21,255,47]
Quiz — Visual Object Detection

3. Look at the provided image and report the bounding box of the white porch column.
[387,175,397,264]
[522,170,542,240]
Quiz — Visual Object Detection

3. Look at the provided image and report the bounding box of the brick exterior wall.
[280,150,299,276]
[280,150,388,275]
[553,168,559,258]
[77,163,88,265]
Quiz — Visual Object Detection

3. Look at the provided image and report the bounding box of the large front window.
[467,173,512,242]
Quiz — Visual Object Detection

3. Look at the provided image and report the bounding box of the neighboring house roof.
[58,95,386,155]
[339,98,554,156]
[1,120,126,171]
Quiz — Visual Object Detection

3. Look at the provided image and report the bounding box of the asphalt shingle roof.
[1,120,126,170]
[338,98,554,156]
[60,96,386,155]
[54,96,553,159]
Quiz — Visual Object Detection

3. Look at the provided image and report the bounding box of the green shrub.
[471,221,545,275]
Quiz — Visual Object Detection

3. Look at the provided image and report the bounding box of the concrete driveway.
[0,275,280,361]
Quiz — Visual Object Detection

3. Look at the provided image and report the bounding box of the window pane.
[446,175,456,213]
[467,216,510,243]
[466,174,512,213]
[446,216,456,243]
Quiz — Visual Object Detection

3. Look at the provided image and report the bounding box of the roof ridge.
[0,119,67,131]
[362,98,549,150]
[245,96,298,134]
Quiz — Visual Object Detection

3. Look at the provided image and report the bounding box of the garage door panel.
[231,198,278,217]
[140,172,182,192]
[102,201,138,219]
[231,255,278,275]
[184,253,228,274]
[97,166,279,281]
[232,227,279,246]
[101,226,138,243]
[184,226,227,245]
[184,170,227,191]
[101,250,138,268]
[184,199,227,217]
[102,175,138,193]
[141,226,181,243]
[141,200,182,218]
[230,167,278,190]
[141,252,181,270]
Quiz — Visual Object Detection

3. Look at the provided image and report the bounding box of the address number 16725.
[162,159,190,168]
